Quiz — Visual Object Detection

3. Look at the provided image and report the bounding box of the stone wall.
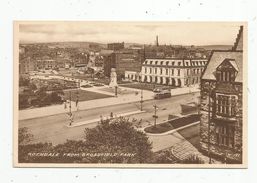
[199,80,243,163]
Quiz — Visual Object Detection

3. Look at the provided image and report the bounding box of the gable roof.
[202,26,243,83]
[228,59,239,71]
[202,51,243,82]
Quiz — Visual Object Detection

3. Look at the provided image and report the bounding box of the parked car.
[93,83,104,87]
[154,90,171,99]
[81,84,92,88]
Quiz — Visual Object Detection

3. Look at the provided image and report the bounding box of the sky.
[18,22,243,46]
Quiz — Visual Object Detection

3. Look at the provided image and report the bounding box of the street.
[19,92,200,154]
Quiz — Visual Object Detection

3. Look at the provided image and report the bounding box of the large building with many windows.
[104,49,144,80]
[140,58,208,87]
[200,26,243,163]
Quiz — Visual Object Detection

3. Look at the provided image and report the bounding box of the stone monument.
[109,68,118,87]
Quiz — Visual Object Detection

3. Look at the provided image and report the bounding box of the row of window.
[144,67,180,76]
[216,94,237,117]
[144,67,204,76]
[144,60,207,66]
[215,124,235,148]
[216,70,236,82]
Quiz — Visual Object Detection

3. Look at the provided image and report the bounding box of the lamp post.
[139,72,143,111]
[68,90,73,126]
[140,89,143,111]
[153,104,158,128]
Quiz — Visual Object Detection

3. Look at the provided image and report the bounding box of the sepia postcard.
[13,21,247,168]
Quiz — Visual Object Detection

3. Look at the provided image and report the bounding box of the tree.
[181,154,205,164]
[50,92,62,104]
[82,117,153,163]
[19,76,30,86]
[19,94,29,109]
[18,127,54,163]
[18,117,154,164]
[18,127,33,145]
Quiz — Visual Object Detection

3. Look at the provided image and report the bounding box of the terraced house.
[200,26,244,163]
[140,58,208,87]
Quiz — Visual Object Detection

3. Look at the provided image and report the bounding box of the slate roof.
[202,51,243,82]
[202,26,243,83]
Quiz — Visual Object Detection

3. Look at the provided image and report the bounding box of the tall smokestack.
[156,35,159,46]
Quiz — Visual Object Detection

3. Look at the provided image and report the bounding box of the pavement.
[19,92,199,146]
[21,74,200,120]
[19,85,154,120]
[19,76,203,156]
[66,110,146,127]
[143,121,200,136]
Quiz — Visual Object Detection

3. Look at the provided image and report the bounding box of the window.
[166,61,169,66]
[166,68,168,75]
[178,62,181,66]
[216,60,238,82]
[172,69,174,75]
[172,62,175,66]
[160,61,163,65]
[216,124,235,148]
[160,68,163,75]
[150,61,153,65]
[155,61,158,65]
[145,61,148,65]
[216,94,237,117]
[155,68,157,74]
[177,69,180,76]
[150,68,152,74]
[216,71,236,82]
[144,67,147,73]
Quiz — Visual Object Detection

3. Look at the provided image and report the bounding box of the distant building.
[200,26,243,163]
[36,59,58,70]
[104,49,144,80]
[140,58,208,87]
[107,42,125,51]
[19,57,37,74]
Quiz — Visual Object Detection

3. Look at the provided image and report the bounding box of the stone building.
[103,49,144,80]
[140,58,207,87]
[19,57,37,74]
[200,26,243,163]
[36,59,58,70]
[107,42,125,51]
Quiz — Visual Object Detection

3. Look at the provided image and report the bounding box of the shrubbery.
[18,117,154,164]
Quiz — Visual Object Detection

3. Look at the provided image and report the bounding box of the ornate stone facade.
[200,26,244,163]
